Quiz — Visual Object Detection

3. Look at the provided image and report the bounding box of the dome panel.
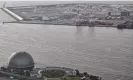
[8,51,34,69]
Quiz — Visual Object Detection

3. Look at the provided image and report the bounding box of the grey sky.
[0,1,133,7]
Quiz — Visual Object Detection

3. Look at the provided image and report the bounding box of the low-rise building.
[121,10,130,16]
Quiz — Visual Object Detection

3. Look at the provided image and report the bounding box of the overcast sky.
[0,1,133,7]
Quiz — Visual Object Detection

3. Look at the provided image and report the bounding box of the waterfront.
[6,3,133,27]
[0,7,133,80]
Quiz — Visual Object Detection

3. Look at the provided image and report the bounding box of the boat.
[0,51,102,80]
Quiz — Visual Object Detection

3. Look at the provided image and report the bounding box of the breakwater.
[1,8,23,21]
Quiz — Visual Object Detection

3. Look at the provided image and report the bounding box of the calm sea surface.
[0,9,133,80]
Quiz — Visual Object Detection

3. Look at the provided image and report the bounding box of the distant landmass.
[1,1,133,29]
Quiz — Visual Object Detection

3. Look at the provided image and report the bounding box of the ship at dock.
[0,51,102,80]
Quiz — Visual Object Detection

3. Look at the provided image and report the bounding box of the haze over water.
[0,4,133,80]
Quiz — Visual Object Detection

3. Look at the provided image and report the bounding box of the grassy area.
[62,76,81,80]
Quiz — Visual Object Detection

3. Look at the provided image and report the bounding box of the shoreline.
[3,21,117,27]
[4,20,133,29]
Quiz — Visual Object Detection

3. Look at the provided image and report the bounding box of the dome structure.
[8,51,34,69]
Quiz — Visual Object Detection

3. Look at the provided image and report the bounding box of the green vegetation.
[62,76,81,80]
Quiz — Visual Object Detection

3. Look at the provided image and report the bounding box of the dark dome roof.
[8,51,34,69]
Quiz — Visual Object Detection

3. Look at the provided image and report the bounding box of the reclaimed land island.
[3,3,133,29]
